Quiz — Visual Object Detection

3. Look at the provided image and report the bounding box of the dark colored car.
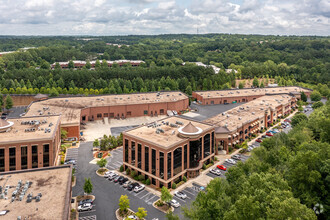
[256,138,263,143]
[127,182,139,191]
[266,132,273,136]
[79,199,93,206]
[261,135,267,139]
[119,177,128,185]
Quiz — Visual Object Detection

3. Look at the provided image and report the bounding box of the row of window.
[0,144,50,172]
[83,109,166,121]
[124,133,215,180]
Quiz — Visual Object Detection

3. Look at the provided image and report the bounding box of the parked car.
[247,146,253,152]
[210,168,221,176]
[231,154,241,160]
[117,176,124,183]
[64,159,76,165]
[256,138,263,143]
[261,135,268,139]
[266,132,273,136]
[127,215,138,219]
[174,191,187,199]
[119,177,128,185]
[225,159,237,165]
[168,199,180,208]
[113,176,121,183]
[172,110,178,115]
[104,171,114,178]
[217,165,227,171]
[281,124,287,128]
[108,173,118,181]
[78,203,93,212]
[123,180,132,188]
[284,119,291,123]
[127,182,139,191]
[134,184,145,193]
[79,199,93,206]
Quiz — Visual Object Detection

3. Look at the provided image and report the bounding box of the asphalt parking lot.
[106,147,123,170]
[5,106,27,118]
[110,125,138,137]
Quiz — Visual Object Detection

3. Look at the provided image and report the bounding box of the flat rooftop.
[125,116,214,149]
[25,92,188,125]
[0,115,60,144]
[194,86,310,99]
[204,94,293,132]
[0,166,71,220]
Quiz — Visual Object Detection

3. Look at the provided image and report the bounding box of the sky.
[0,0,329,36]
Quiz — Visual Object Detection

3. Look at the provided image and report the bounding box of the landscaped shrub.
[138,175,145,181]
[155,200,164,207]
[202,163,206,170]
[119,165,124,172]
[126,168,131,175]
[172,183,177,189]
[130,170,136,178]
[146,178,151,185]
[183,176,187,182]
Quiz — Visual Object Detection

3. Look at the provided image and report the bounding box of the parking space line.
[174,195,187,203]
[145,195,156,203]
[182,189,196,196]
[134,190,146,196]
[140,192,151,199]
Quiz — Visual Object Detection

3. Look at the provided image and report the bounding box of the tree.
[93,139,100,148]
[166,211,180,220]
[49,87,59,97]
[160,186,172,204]
[135,207,147,220]
[310,91,322,102]
[68,60,74,69]
[185,85,192,95]
[83,178,93,194]
[301,92,307,102]
[97,158,107,168]
[0,94,3,112]
[238,82,244,89]
[5,95,13,110]
[119,195,130,214]
[61,128,68,140]
[312,101,323,109]
[252,77,259,87]
[291,113,308,127]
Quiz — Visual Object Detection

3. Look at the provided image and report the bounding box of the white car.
[168,199,180,208]
[225,159,237,165]
[247,147,253,152]
[78,202,93,212]
[127,215,138,219]
[104,171,114,178]
[134,184,145,193]
[167,110,174,116]
[174,191,187,199]
[210,168,221,176]
[172,110,178,115]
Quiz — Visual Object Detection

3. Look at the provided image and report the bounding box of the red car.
[217,165,227,171]
[266,132,273,136]
[284,119,291,123]
[256,138,263,143]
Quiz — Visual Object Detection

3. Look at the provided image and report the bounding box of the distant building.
[0,115,61,172]
[268,83,278,87]
[123,116,215,188]
[182,62,220,74]
[51,60,144,69]
[0,165,72,219]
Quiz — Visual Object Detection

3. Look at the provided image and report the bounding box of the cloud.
[0,0,328,35]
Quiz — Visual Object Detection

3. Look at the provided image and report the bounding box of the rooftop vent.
[176,121,184,125]
[252,112,255,115]
[239,117,242,120]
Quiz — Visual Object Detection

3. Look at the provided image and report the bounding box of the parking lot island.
[123,116,215,188]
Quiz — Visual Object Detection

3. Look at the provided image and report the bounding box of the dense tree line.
[0,34,329,87]
[180,101,330,219]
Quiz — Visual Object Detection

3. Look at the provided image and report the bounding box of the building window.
[173,147,182,176]
[127,111,131,116]
[21,146,28,169]
[261,120,263,124]
[124,139,129,163]
[103,113,108,117]
[189,139,202,168]
[211,101,214,104]
[9,147,16,171]
[167,152,171,179]
[32,145,38,168]
[144,110,148,115]
[131,141,135,166]
[137,144,142,169]
[82,116,86,121]
[97,113,102,119]
[204,134,210,158]
[245,129,248,134]
[267,115,270,120]
[109,113,114,118]
[145,146,149,172]
[184,145,187,169]
[159,152,164,179]
[0,149,4,172]
[160,109,164,115]
[151,149,156,175]
[43,144,49,167]
[211,132,215,154]
[224,100,227,103]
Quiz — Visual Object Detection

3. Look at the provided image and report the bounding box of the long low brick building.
[204,94,298,153]
[24,91,189,139]
[192,86,312,105]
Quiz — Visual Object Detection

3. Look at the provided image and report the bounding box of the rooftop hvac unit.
[222,112,226,116]
[252,112,255,115]
[65,99,69,102]
[239,117,242,120]
[227,115,230,118]
[170,123,178,127]
[176,121,184,125]
[172,131,175,135]
[157,128,164,133]
[260,108,264,110]
[156,130,160,134]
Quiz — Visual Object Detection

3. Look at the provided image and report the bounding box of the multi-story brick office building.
[0,115,61,172]
[123,117,215,188]
[192,86,312,105]
[24,91,189,139]
[204,94,297,153]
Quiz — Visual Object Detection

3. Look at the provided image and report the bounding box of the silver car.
[78,203,92,212]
